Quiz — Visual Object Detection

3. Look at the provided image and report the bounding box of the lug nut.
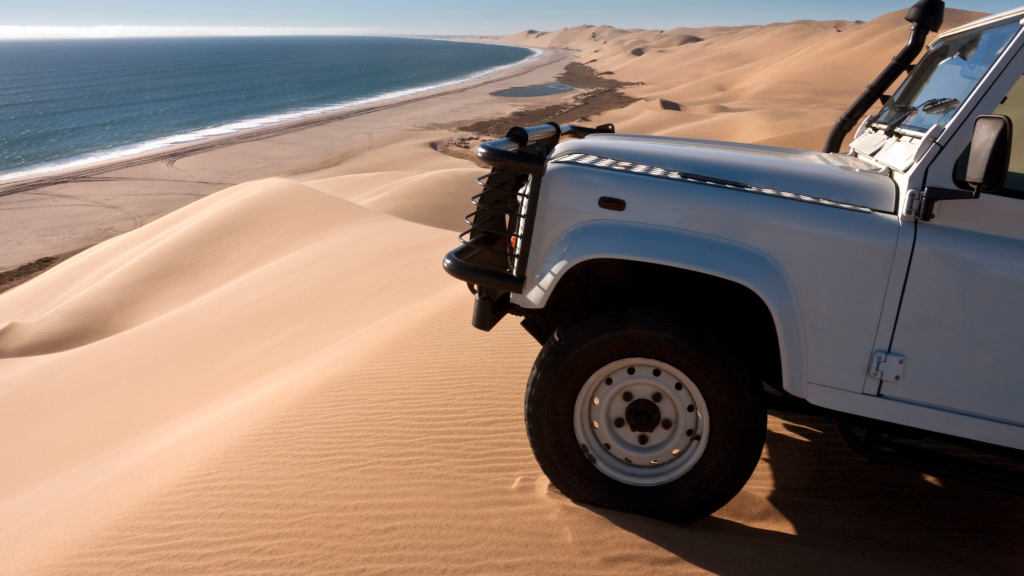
[614,418,625,428]
[638,434,649,445]
[652,392,663,403]
[623,391,633,402]
[662,419,672,429]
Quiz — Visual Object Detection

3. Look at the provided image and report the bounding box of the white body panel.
[555,135,897,212]
[885,208,1024,426]
[519,160,901,398]
[878,32,1024,429]
[523,220,809,397]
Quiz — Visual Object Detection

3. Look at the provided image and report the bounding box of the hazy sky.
[2,0,1021,36]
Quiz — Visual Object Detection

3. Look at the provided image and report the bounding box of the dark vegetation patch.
[0,250,84,294]
[442,62,638,166]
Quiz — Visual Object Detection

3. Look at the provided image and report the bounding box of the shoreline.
[0,42,545,194]
[0,46,581,273]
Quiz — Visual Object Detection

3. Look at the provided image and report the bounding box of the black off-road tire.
[524,310,767,522]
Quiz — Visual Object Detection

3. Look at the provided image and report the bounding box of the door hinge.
[903,189,922,218]
[869,351,906,382]
[905,188,980,220]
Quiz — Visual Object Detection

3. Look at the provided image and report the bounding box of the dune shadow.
[590,411,1024,575]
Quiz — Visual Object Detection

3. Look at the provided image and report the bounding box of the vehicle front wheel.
[524,311,767,522]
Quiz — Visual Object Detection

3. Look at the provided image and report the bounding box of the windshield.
[874,21,1020,134]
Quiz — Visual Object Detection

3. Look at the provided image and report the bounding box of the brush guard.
[443,122,614,330]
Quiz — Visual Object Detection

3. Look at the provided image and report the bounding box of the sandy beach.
[4,8,1024,575]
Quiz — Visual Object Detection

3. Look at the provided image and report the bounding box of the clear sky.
[2,0,1021,36]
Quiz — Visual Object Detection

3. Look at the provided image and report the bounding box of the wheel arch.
[518,221,808,398]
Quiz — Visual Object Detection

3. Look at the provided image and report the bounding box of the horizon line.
[0,25,411,40]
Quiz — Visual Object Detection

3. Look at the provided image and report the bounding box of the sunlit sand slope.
[0,178,457,504]
[491,9,985,150]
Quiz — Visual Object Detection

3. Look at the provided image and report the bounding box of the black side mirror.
[966,115,1013,194]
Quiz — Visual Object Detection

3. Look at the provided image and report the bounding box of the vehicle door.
[884,21,1024,426]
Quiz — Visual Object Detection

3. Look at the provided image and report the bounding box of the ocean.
[0,36,536,181]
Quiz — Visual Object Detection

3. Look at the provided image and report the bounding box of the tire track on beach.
[80,176,235,186]
[0,50,570,199]
[164,158,194,179]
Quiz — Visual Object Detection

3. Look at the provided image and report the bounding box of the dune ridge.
[477,8,985,149]
[3,6,1024,575]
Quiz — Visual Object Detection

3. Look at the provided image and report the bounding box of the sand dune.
[0,178,465,500]
[307,168,482,231]
[4,6,1024,575]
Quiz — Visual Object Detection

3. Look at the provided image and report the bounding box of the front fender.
[518,220,807,398]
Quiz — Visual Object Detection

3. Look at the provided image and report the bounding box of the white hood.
[550,134,898,213]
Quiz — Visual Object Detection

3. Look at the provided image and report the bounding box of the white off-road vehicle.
[444,0,1024,521]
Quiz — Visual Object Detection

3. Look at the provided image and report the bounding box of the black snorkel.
[822,0,945,153]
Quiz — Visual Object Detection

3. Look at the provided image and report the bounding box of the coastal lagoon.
[491,82,574,97]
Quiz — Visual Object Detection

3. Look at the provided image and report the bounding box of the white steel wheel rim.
[573,357,710,486]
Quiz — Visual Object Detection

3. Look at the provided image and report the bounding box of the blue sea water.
[0,37,536,181]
